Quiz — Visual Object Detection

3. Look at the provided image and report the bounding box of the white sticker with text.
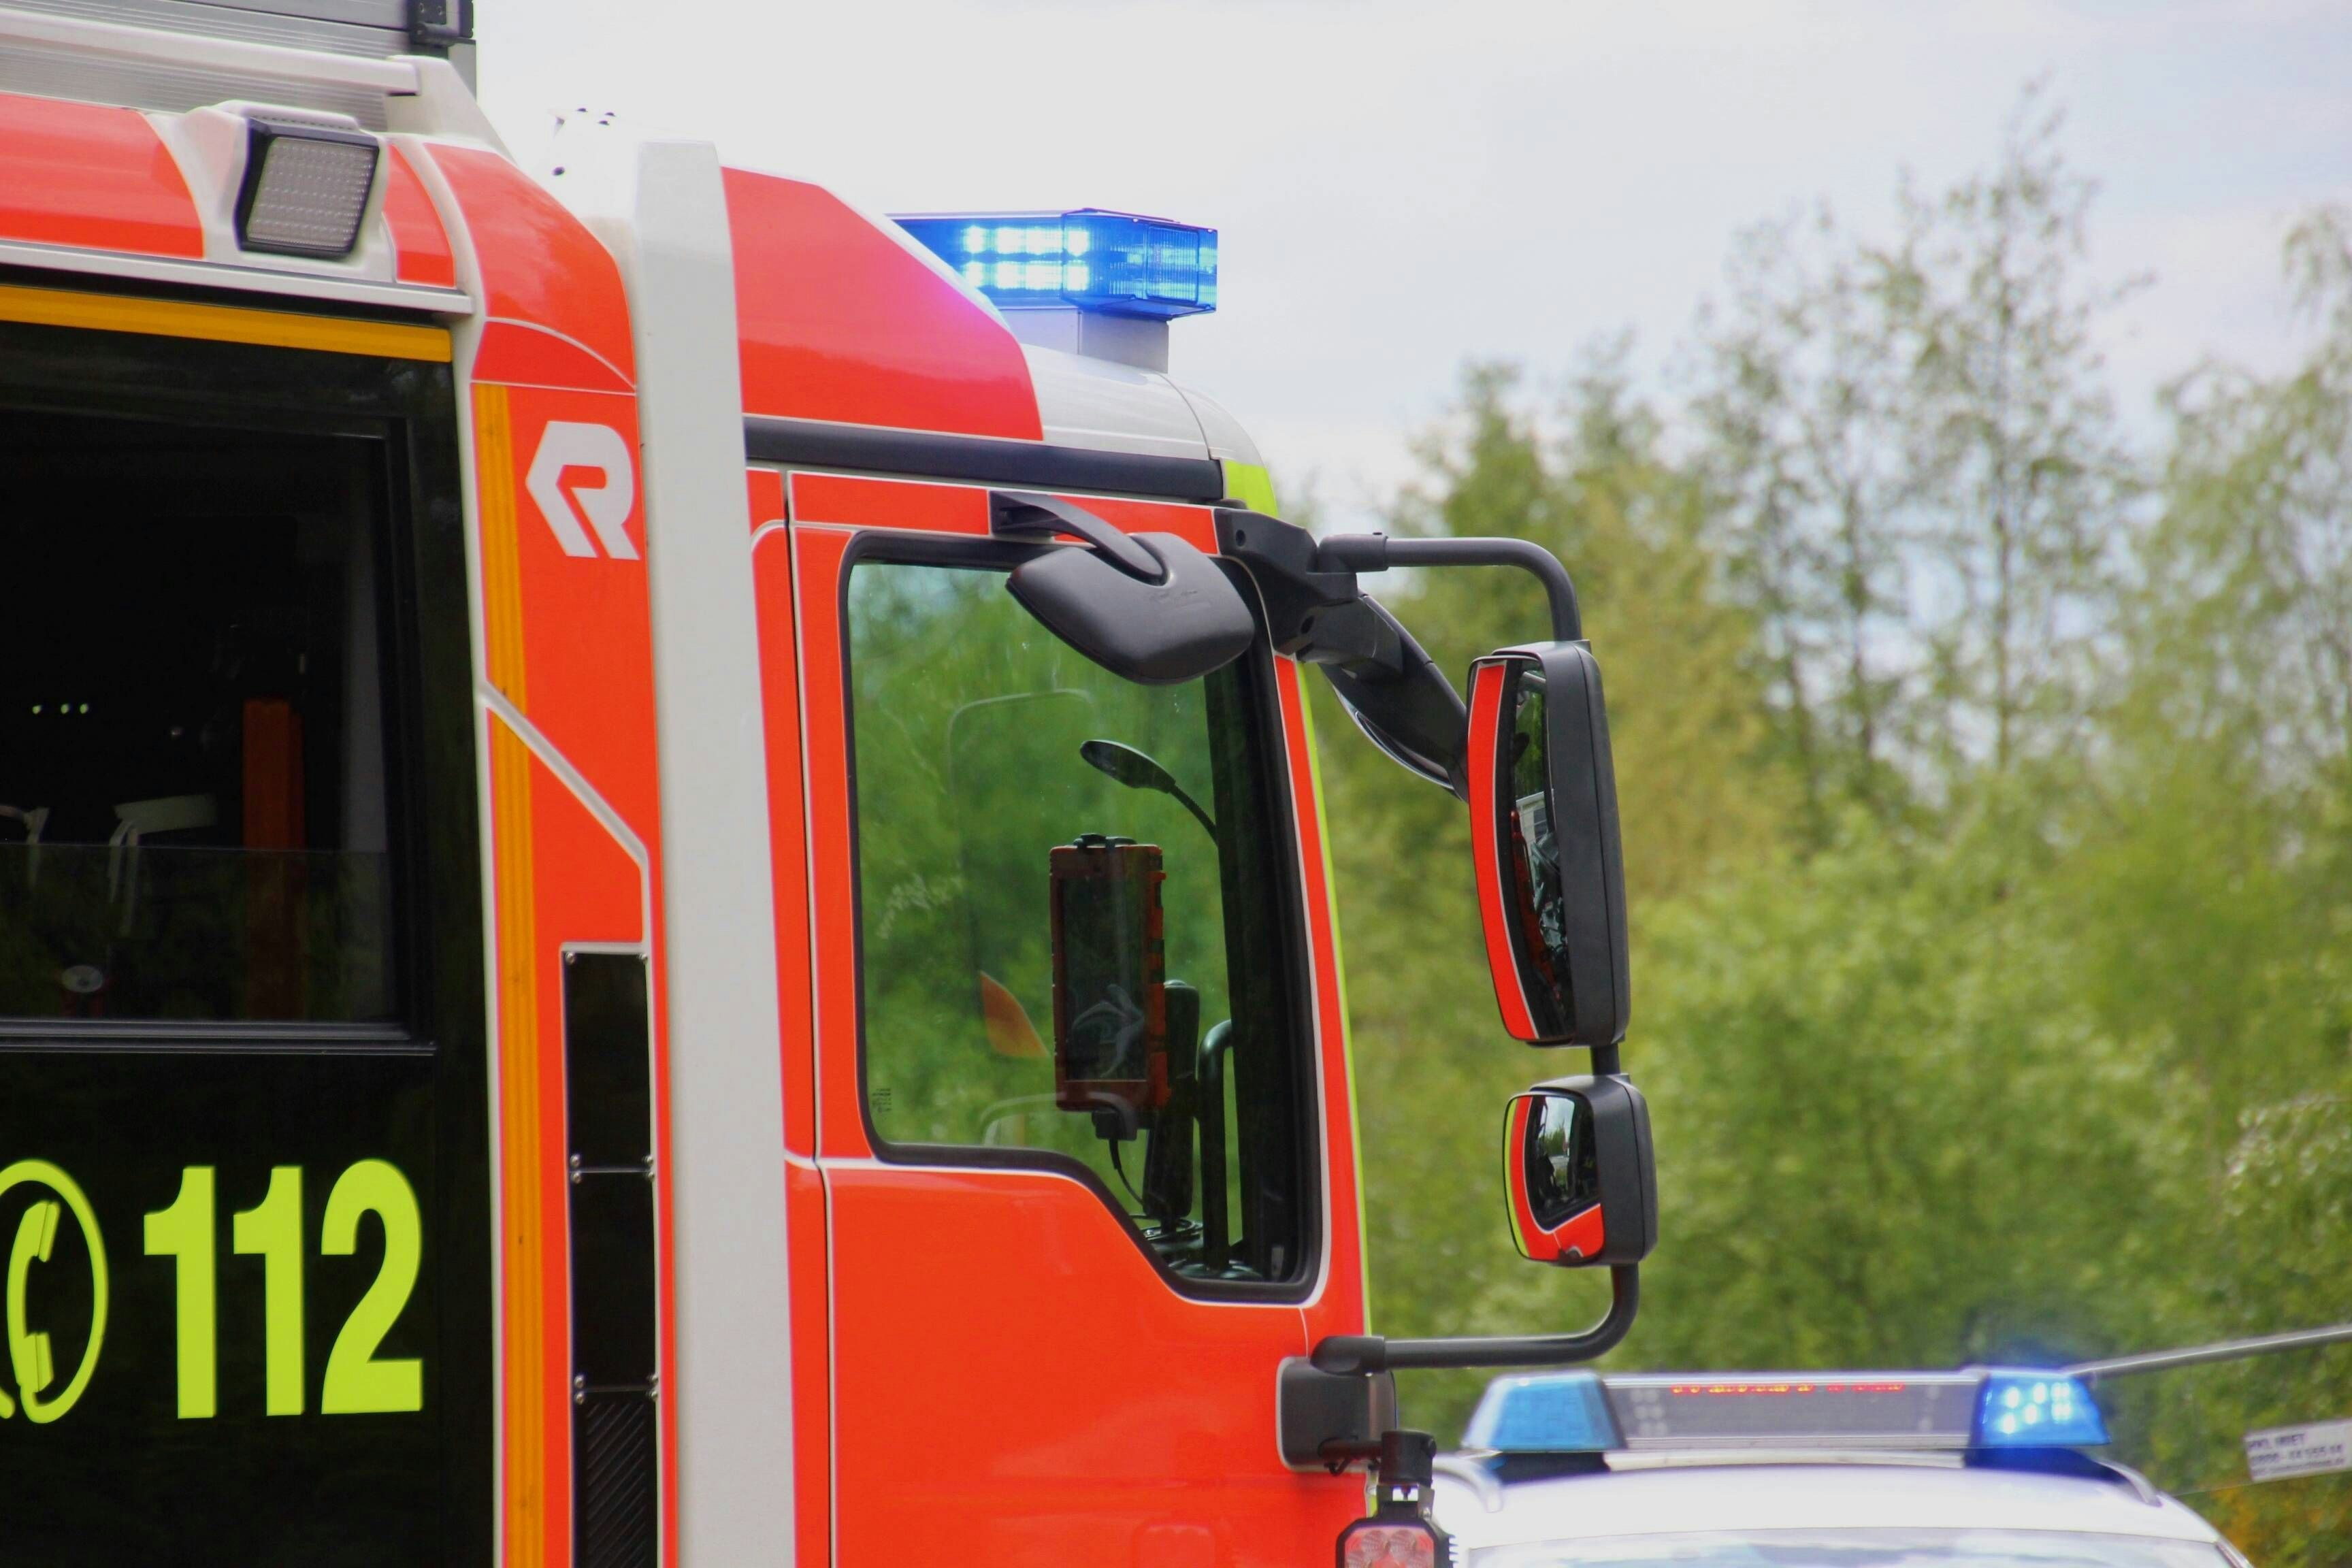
[2245,1418,2352,1482]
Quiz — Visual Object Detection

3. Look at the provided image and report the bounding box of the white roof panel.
[1433,1459,2224,1553]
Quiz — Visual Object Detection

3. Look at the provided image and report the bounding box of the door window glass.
[847,551,1309,1286]
[0,409,399,1024]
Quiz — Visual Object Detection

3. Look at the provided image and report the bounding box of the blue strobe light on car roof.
[894,210,1218,318]
[1974,1371,2109,1448]
[1464,1373,1621,1453]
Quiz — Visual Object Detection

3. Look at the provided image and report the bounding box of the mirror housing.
[1467,642,1629,1047]
[1504,1076,1656,1267]
[996,491,1256,685]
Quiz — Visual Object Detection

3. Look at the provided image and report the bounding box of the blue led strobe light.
[1463,1373,1621,1453]
[894,210,1218,318]
[1974,1372,2109,1448]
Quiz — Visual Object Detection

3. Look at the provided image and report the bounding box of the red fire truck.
[0,3,1653,1563]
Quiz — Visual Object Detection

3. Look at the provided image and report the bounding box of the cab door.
[768,470,1362,1566]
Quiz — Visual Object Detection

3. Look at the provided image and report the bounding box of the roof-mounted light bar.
[1976,1370,2109,1447]
[235,112,379,259]
[1463,1373,1619,1453]
[1463,1368,2110,1456]
[894,210,1218,318]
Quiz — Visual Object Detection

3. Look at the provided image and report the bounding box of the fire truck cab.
[0,5,1648,1564]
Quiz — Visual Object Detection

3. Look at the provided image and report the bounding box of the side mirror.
[996,491,1256,685]
[1503,1076,1656,1267]
[1466,642,1629,1047]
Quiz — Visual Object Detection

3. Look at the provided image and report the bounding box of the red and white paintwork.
[0,18,1367,1564]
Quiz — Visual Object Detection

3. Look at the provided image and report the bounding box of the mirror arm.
[1318,534,1583,643]
[1309,1263,1637,1374]
[992,489,1166,583]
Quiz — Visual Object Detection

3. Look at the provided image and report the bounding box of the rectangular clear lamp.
[239,122,378,258]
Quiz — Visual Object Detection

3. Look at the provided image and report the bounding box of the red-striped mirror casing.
[1502,1076,1656,1267]
[1465,644,1628,1047]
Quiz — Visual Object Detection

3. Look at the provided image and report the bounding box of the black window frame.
[0,287,493,1567]
[835,521,1325,1304]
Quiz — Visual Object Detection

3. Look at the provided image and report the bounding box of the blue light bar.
[1974,1371,2109,1448]
[894,209,1218,318]
[1464,1373,1620,1453]
[1463,1369,2113,1457]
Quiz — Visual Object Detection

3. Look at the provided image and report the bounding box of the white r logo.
[525,421,639,560]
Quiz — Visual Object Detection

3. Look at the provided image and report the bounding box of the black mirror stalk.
[1309,1262,1639,1374]
[993,489,1165,581]
[1318,532,1583,642]
[1215,512,1591,800]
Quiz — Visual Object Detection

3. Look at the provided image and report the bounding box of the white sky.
[478,0,2352,527]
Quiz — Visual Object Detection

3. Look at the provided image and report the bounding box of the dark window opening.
[0,408,399,1024]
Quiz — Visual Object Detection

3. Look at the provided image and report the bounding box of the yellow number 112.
[142,1160,423,1419]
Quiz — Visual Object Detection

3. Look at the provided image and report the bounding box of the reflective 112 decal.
[141,1158,424,1419]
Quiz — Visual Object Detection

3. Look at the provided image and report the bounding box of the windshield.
[1469,1531,2232,1568]
[845,551,1310,1286]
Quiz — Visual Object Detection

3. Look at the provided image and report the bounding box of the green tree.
[1322,353,1791,1433]
[1316,103,2352,1558]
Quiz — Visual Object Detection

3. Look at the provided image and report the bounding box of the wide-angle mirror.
[1503,1075,1656,1267]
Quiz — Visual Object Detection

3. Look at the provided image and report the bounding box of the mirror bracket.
[1309,1263,1639,1374]
[1275,1356,1399,1472]
[1319,533,1582,642]
[1213,512,1586,651]
[1211,509,1367,658]
[1216,510,1472,795]
[1215,512,1590,800]
[992,489,1166,582]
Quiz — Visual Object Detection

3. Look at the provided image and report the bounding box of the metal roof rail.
[2065,1322,2352,1382]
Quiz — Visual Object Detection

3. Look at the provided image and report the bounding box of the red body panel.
[724,167,1043,440]
[792,470,990,534]
[762,476,1365,1565]
[485,719,647,1565]
[825,1166,1326,1565]
[441,158,673,1563]
[470,319,634,394]
[747,466,834,1568]
[382,144,457,289]
[0,93,202,259]
[434,144,637,385]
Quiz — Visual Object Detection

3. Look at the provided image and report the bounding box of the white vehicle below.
[1428,1369,2251,1568]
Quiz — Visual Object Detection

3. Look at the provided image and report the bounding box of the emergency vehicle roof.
[0,13,1267,485]
[1431,1458,2228,1556]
